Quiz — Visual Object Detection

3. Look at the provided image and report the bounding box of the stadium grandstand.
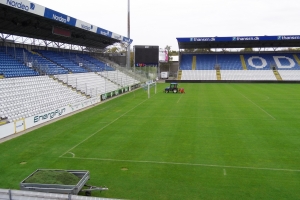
[1,1,300,200]
[0,1,143,143]
[176,36,300,82]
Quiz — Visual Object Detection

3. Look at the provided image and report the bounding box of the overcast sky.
[31,0,300,51]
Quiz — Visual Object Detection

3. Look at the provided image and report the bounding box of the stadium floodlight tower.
[126,0,131,70]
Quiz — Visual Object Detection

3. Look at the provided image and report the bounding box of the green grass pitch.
[1,83,300,199]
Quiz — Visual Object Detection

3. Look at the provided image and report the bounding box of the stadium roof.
[0,0,132,49]
[177,35,300,49]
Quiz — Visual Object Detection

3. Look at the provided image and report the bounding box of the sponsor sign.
[122,36,133,44]
[26,97,99,129]
[178,35,300,43]
[278,35,300,40]
[232,36,259,41]
[75,19,97,33]
[15,119,25,133]
[111,32,122,40]
[33,107,67,124]
[190,37,216,42]
[1,0,45,16]
[159,49,168,63]
[97,27,112,37]
[44,8,76,26]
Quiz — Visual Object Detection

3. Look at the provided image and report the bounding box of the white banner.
[0,0,45,16]
[75,19,97,33]
[111,33,122,40]
[0,123,15,139]
[25,106,71,129]
[15,119,25,133]
[1,97,100,138]
[159,49,168,63]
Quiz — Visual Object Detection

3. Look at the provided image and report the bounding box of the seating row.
[180,53,300,70]
[0,76,87,122]
[54,72,120,97]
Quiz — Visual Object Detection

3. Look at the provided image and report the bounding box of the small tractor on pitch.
[165,83,185,93]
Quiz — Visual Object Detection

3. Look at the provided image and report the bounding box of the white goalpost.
[142,80,157,99]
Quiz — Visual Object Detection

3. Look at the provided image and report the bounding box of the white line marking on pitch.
[60,157,300,172]
[177,95,183,103]
[67,152,75,158]
[59,99,148,157]
[233,88,276,120]
[122,115,274,120]
[223,169,227,176]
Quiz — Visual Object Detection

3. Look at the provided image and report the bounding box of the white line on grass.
[223,169,227,176]
[59,99,148,157]
[233,88,276,120]
[60,157,300,172]
[177,95,184,104]
[67,152,75,158]
[122,115,274,121]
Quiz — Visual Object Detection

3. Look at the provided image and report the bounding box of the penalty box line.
[122,115,275,121]
[232,87,276,120]
[59,99,148,158]
[60,156,300,173]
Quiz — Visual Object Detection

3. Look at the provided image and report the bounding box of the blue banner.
[177,35,300,43]
[122,36,133,44]
[44,8,76,26]
[96,27,112,38]
[1,0,133,43]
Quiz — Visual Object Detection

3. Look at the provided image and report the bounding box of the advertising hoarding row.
[177,35,300,43]
[0,0,133,44]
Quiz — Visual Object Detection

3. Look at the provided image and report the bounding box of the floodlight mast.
[126,0,131,70]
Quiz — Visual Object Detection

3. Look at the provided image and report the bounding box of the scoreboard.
[134,45,159,67]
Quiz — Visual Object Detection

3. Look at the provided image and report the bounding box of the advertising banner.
[25,97,100,129]
[111,33,122,40]
[25,106,71,129]
[14,119,25,133]
[177,35,300,43]
[97,27,112,38]
[44,8,76,26]
[0,0,45,16]
[122,36,133,44]
[159,49,168,63]
[75,19,97,33]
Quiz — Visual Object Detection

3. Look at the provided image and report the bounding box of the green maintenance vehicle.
[165,83,179,93]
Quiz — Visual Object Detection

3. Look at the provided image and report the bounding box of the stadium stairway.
[293,54,300,65]
[240,55,247,70]
[97,72,121,87]
[192,56,196,70]
[273,69,282,81]
[216,69,221,80]
[52,76,91,98]
[177,70,182,80]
